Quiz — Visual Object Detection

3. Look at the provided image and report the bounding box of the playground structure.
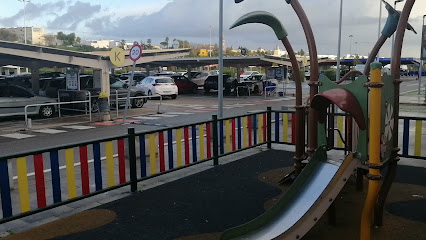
[222,0,417,239]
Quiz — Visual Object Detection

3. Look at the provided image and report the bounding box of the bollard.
[98,92,111,121]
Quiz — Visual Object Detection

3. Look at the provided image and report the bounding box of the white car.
[135,76,178,99]
[240,71,260,81]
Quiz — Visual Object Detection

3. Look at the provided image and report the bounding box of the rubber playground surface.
[4,150,426,240]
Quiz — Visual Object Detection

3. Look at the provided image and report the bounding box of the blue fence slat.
[275,112,280,142]
[253,115,257,145]
[168,130,174,169]
[220,121,224,155]
[50,151,62,204]
[192,125,198,163]
[238,117,242,149]
[0,160,12,218]
[403,119,410,156]
[93,143,103,191]
[140,135,147,177]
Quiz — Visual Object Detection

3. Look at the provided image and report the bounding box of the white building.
[272,45,288,57]
[0,27,45,45]
[83,40,118,49]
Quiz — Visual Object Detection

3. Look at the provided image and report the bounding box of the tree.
[160,41,168,49]
[75,37,81,45]
[165,37,169,48]
[0,29,18,42]
[56,31,78,46]
[297,49,305,56]
[119,40,126,50]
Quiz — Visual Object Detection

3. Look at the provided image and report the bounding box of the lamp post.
[336,0,343,82]
[377,0,383,59]
[349,34,354,57]
[218,0,224,118]
[18,0,30,44]
[392,0,405,64]
[419,14,426,95]
[209,25,212,57]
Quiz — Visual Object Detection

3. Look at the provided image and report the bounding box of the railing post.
[212,115,219,166]
[128,128,137,192]
[267,107,272,149]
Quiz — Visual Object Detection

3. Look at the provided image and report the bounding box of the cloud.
[0,1,66,27]
[47,1,102,31]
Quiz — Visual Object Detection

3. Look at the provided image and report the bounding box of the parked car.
[119,72,147,85]
[189,71,211,86]
[171,75,198,93]
[239,74,265,93]
[240,71,260,81]
[0,83,57,118]
[135,76,178,99]
[204,74,238,95]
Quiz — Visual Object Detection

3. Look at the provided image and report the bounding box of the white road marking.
[149,114,178,117]
[1,133,35,139]
[33,129,68,134]
[133,116,160,120]
[62,125,96,130]
[167,112,194,115]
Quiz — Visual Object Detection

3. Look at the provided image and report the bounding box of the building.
[43,34,63,46]
[83,40,119,49]
[0,27,45,45]
[272,45,288,57]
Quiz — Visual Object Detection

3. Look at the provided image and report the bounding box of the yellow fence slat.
[106,141,115,187]
[149,134,157,175]
[226,120,231,153]
[243,117,248,148]
[337,116,344,148]
[414,120,422,156]
[176,129,182,167]
[283,113,289,143]
[65,149,77,199]
[17,157,30,213]
[258,114,263,143]
[199,125,205,160]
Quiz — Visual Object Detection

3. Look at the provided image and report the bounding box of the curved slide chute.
[220,149,358,240]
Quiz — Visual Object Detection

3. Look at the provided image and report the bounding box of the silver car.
[0,84,57,118]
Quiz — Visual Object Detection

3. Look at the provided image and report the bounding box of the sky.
[0,0,425,58]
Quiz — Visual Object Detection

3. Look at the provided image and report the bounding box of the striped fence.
[0,108,424,223]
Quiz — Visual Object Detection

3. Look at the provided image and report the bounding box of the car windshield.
[156,78,174,84]
[110,78,126,88]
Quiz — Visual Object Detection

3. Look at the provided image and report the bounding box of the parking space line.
[166,112,194,115]
[149,114,179,118]
[133,116,161,120]
[0,133,36,139]
[33,129,68,134]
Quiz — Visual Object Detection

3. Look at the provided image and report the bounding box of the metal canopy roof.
[0,41,190,69]
[138,55,294,68]
[318,58,420,66]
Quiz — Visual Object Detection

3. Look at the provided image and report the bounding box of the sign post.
[419,19,426,95]
[123,44,143,121]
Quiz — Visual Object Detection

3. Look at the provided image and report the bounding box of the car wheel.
[204,88,210,93]
[91,99,99,113]
[132,94,145,108]
[192,87,198,94]
[39,105,54,118]
[171,94,177,99]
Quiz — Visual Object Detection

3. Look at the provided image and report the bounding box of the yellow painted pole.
[283,113,289,143]
[176,129,183,167]
[199,124,205,160]
[414,120,422,156]
[361,62,383,240]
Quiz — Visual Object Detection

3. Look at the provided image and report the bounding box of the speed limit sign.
[129,44,142,61]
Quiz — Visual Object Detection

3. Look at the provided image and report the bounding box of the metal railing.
[3,107,425,224]
[264,86,277,98]
[24,100,92,129]
[57,90,93,116]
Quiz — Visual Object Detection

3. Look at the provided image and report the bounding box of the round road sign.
[110,47,125,66]
[129,44,143,62]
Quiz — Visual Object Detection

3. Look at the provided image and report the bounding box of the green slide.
[221,147,358,240]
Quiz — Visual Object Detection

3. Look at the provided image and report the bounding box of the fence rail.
[0,108,425,224]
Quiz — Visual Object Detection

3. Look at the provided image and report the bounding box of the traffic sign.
[129,44,143,62]
[110,47,125,66]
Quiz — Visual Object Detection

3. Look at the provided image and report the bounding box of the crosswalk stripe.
[1,133,35,139]
[62,125,96,130]
[33,129,68,134]
[149,114,178,118]
[133,116,160,120]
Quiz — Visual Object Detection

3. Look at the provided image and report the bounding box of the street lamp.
[218,0,224,118]
[419,14,426,95]
[392,0,405,63]
[377,0,383,59]
[336,0,343,82]
[349,35,354,57]
[18,0,30,44]
[209,26,213,57]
